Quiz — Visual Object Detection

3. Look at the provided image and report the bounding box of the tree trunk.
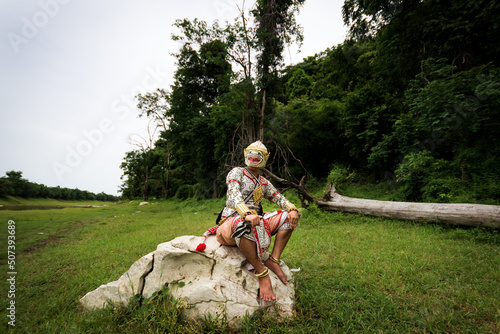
[316,184,500,228]
[143,166,149,201]
[212,179,218,199]
[258,90,266,141]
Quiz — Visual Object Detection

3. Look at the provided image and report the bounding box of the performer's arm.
[265,181,300,228]
[265,181,297,212]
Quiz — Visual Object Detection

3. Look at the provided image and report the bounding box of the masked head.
[244,141,270,168]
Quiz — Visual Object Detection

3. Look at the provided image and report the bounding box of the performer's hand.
[288,210,300,230]
[244,214,261,227]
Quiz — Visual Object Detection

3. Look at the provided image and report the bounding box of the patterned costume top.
[222,167,297,218]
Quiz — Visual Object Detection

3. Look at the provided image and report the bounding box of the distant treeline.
[0,171,119,201]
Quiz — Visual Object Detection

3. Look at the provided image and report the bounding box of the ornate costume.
[196,141,298,262]
[222,167,297,219]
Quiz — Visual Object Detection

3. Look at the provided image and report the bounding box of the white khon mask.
[244,141,270,168]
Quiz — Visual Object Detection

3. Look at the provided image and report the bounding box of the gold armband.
[236,202,252,217]
[285,202,297,212]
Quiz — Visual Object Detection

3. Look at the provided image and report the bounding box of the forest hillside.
[119,0,500,206]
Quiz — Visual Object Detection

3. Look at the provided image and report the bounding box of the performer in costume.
[196,141,300,301]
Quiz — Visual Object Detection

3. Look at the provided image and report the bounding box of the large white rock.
[80,235,295,326]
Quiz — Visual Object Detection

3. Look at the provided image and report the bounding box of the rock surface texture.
[80,235,295,326]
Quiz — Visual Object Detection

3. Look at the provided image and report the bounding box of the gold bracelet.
[269,256,280,264]
[254,267,269,278]
[285,203,297,212]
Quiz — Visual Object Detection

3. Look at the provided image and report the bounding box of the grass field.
[1,197,499,333]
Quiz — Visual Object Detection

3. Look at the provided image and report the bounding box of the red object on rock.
[196,243,206,252]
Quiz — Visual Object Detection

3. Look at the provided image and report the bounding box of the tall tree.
[252,0,305,141]
[136,88,171,198]
[166,38,232,197]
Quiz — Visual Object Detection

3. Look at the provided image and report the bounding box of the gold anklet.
[269,256,281,264]
[254,267,269,278]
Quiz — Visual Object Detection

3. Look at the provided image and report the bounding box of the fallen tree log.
[316,184,500,228]
[263,169,500,228]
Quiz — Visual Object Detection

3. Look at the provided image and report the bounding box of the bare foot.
[265,258,288,284]
[258,275,276,301]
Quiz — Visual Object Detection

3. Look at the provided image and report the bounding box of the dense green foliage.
[0,171,118,201]
[120,0,500,204]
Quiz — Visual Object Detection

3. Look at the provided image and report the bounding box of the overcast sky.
[0,0,348,196]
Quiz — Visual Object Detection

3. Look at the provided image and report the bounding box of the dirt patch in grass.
[23,235,64,254]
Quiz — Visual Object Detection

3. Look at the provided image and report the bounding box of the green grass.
[1,197,499,333]
[341,181,400,201]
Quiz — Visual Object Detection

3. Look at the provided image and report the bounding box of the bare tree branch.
[262,168,314,206]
